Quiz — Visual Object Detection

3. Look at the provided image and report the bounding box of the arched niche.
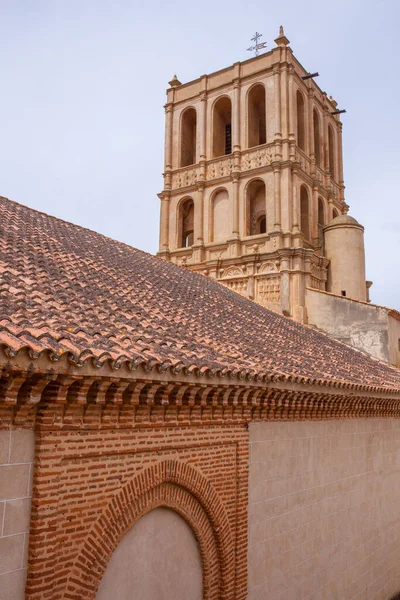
[178,198,194,248]
[296,91,306,151]
[212,96,232,158]
[211,189,230,243]
[180,108,197,167]
[328,125,335,179]
[96,508,202,600]
[65,460,234,599]
[300,185,310,240]
[248,84,266,148]
[313,109,321,167]
[246,179,266,236]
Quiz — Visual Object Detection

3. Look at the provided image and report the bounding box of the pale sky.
[0,0,399,310]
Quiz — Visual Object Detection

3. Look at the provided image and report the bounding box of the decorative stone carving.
[220,278,248,297]
[220,266,245,279]
[241,147,273,171]
[206,157,234,180]
[310,261,327,291]
[315,168,324,184]
[259,262,279,274]
[295,149,309,174]
[256,275,281,304]
[172,167,197,189]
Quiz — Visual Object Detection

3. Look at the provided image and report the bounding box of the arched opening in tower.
[180,108,197,167]
[300,185,310,240]
[328,125,335,179]
[211,189,230,243]
[248,84,266,148]
[296,91,306,151]
[212,96,232,158]
[313,109,321,167]
[179,198,194,248]
[247,179,266,236]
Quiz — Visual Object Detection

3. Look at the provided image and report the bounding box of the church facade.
[158,28,400,368]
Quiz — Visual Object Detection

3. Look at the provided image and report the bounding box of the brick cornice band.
[1,370,400,431]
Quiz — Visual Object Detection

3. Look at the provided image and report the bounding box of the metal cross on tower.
[247,32,267,57]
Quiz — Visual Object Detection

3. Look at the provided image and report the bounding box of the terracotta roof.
[0,195,399,392]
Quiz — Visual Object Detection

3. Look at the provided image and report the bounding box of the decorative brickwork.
[23,393,248,600]
[0,368,396,598]
[64,461,234,599]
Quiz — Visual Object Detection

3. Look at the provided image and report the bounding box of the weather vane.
[247,32,267,57]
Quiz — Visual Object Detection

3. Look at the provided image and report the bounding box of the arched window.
[328,125,335,178]
[300,185,310,240]
[179,198,194,248]
[296,91,305,151]
[318,197,325,247]
[248,84,266,148]
[313,109,321,167]
[212,97,232,158]
[247,179,266,235]
[332,208,339,220]
[180,108,197,167]
[211,189,230,243]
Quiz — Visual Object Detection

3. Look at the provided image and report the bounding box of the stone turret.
[324,214,368,301]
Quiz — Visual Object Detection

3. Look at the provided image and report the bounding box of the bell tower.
[158,28,362,321]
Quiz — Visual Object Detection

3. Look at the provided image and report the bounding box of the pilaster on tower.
[157,28,347,321]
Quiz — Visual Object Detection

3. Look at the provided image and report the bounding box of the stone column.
[280,64,288,141]
[312,184,319,242]
[195,185,204,244]
[233,79,241,153]
[288,65,296,160]
[323,105,329,177]
[164,104,173,188]
[291,167,300,234]
[231,173,240,237]
[337,121,345,203]
[199,91,207,179]
[280,250,291,316]
[274,67,282,159]
[158,192,170,250]
[308,90,315,175]
[273,166,281,231]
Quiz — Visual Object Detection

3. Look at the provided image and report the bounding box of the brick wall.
[0,430,34,600]
[248,419,400,599]
[27,415,248,600]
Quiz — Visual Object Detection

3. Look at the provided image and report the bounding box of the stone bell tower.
[157,27,365,321]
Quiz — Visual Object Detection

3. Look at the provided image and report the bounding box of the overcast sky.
[0,0,399,310]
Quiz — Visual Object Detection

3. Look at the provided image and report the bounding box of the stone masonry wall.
[248,419,400,600]
[305,288,391,364]
[0,429,34,600]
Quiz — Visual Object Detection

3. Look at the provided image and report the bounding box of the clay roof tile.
[0,195,398,392]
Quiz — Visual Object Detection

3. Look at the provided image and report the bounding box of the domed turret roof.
[324,213,363,230]
[329,214,360,226]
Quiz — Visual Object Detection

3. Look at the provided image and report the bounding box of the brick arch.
[63,460,234,600]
